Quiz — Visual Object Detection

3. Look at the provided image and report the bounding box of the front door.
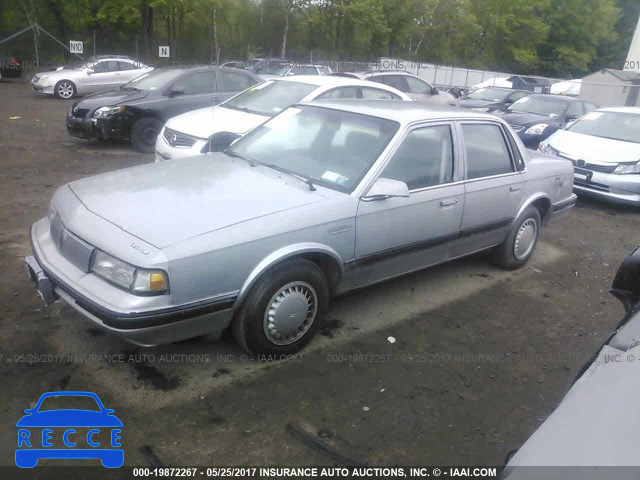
[352,123,465,288]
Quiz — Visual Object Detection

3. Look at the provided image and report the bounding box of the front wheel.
[130,117,164,153]
[493,206,541,270]
[54,80,76,99]
[232,259,329,355]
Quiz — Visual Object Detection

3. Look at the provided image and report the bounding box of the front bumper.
[66,112,129,141]
[572,169,640,207]
[27,219,235,346]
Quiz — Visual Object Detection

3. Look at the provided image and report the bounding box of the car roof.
[296,99,498,124]
[597,106,640,114]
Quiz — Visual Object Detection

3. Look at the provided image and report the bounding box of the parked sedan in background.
[456,87,529,112]
[155,75,410,162]
[31,56,153,99]
[0,53,22,80]
[539,108,640,206]
[27,101,575,355]
[499,94,598,148]
[332,70,456,105]
[66,66,262,153]
[504,246,640,476]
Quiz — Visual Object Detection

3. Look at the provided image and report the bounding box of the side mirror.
[566,114,579,121]
[169,88,185,98]
[204,131,241,153]
[363,177,410,201]
[430,86,439,95]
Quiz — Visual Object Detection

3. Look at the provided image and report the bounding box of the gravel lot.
[1,78,639,477]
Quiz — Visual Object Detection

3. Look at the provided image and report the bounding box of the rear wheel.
[130,117,163,153]
[232,259,329,355]
[54,80,76,99]
[493,206,541,270]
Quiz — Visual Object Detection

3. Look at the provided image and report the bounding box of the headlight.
[93,105,125,119]
[525,123,549,135]
[614,162,640,175]
[91,250,169,294]
[471,107,491,112]
[538,143,559,156]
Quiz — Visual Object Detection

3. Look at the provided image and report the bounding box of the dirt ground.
[1,78,640,478]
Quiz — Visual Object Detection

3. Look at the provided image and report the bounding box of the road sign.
[159,46,170,58]
[69,41,83,54]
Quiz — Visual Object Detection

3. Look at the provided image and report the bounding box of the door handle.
[554,177,564,187]
[509,186,522,192]
[440,198,459,207]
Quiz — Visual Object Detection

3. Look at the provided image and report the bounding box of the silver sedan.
[26,101,576,354]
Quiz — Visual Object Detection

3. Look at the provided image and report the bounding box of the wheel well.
[531,197,552,224]
[299,252,342,292]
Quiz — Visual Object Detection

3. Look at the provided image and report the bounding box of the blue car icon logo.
[16,391,123,468]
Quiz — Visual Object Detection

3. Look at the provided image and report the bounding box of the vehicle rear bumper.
[27,220,235,346]
[550,194,577,222]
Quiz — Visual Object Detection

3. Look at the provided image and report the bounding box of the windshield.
[227,105,399,193]
[123,69,185,90]
[467,87,511,102]
[507,96,568,118]
[566,111,640,144]
[222,81,317,117]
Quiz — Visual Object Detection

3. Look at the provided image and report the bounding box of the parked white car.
[31,56,153,99]
[538,107,640,206]
[155,75,411,162]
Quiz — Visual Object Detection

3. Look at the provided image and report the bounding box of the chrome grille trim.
[163,127,199,148]
[50,214,95,272]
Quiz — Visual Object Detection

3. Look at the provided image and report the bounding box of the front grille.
[50,214,95,272]
[163,127,198,148]
[559,154,617,173]
[509,124,524,133]
[71,107,89,119]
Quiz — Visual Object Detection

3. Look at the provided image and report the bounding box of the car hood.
[500,111,562,127]
[74,88,149,110]
[456,98,500,109]
[546,130,640,165]
[16,410,123,428]
[164,105,268,139]
[66,155,330,249]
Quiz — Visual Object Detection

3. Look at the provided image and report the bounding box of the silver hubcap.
[263,281,318,345]
[57,82,74,98]
[514,218,538,260]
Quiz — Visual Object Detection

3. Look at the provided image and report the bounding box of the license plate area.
[574,167,592,183]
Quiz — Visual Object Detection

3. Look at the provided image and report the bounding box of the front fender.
[234,243,345,311]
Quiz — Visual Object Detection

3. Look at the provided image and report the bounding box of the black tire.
[232,259,329,356]
[54,80,76,99]
[493,206,541,270]
[130,117,164,153]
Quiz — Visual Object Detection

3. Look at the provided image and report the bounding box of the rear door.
[216,70,258,104]
[455,121,524,256]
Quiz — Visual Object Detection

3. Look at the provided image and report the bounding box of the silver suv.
[333,70,456,105]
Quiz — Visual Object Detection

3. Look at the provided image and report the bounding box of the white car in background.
[155,75,411,162]
[31,56,153,99]
[538,107,640,206]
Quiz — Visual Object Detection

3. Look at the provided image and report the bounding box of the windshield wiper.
[264,163,316,191]
[224,149,255,167]
[121,86,142,92]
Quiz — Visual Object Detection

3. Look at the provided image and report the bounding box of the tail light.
[10,57,20,66]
